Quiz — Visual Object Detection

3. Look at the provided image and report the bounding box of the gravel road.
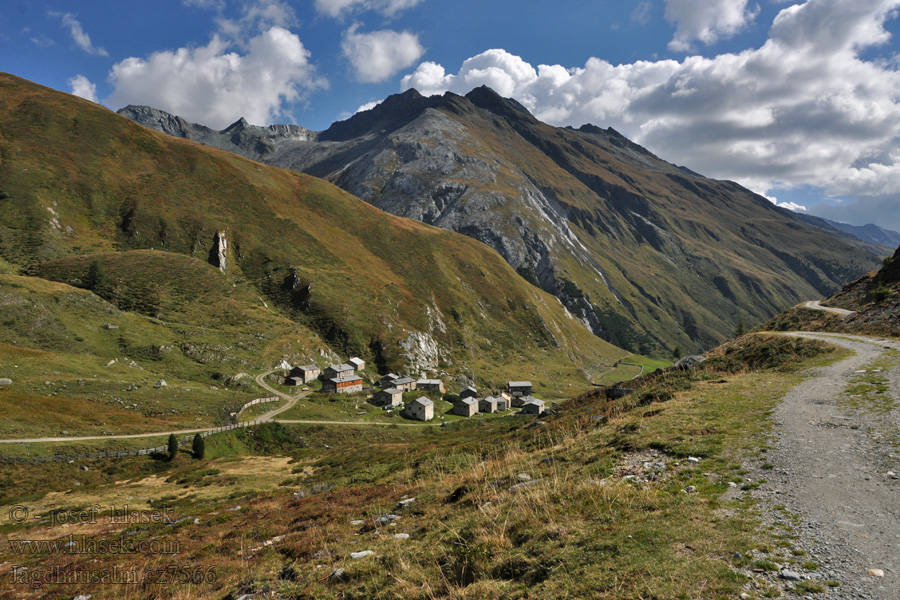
[803,301,856,317]
[741,333,900,598]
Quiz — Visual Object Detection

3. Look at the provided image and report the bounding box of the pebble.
[517,473,532,481]
[350,520,365,526]
[687,457,700,464]
[779,569,802,581]
[508,478,542,492]
[328,568,347,581]
[350,550,374,559]
[0,378,11,386]
[376,514,400,525]
[683,485,696,493]
[393,533,410,539]
[397,498,416,506]
[867,568,885,577]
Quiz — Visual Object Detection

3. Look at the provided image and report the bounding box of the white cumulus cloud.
[356,100,382,113]
[400,0,900,229]
[665,0,760,51]
[342,26,424,83]
[766,195,807,212]
[106,27,326,129]
[315,0,423,18]
[778,201,808,212]
[68,74,98,103]
[51,12,108,57]
[216,0,298,44]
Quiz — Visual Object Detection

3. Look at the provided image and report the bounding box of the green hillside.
[0,73,630,405]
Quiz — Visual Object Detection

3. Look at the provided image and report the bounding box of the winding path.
[252,369,308,421]
[804,299,856,317]
[752,332,900,598]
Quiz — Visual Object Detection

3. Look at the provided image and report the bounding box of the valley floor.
[2,331,899,599]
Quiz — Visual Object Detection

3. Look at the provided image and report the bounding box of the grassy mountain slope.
[123,88,881,354]
[0,264,321,438]
[0,73,629,400]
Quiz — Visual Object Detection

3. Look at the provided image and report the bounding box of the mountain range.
[0,73,631,399]
[120,87,884,354]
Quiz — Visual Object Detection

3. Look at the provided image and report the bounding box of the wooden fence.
[0,395,282,465]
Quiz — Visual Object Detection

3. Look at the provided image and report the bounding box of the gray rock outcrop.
[209,230,227,272]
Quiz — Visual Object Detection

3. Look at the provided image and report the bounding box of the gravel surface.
[739,333,900,598]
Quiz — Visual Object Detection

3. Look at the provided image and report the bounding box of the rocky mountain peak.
[224,117,251,133]
[319,88,435,142]
[118,105,212,139]
[463,85,534,120]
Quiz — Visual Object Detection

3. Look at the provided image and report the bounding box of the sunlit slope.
[0,73,628,392]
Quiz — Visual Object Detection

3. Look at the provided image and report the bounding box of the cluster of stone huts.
[284,357,366,394]
[370,373,447,421]
[371,376,545,422]
[284,359,546,422]
[450,381,545,419]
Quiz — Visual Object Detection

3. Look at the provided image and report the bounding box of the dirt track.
[745,333,900,598]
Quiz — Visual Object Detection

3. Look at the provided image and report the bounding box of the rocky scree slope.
[120,87,882,355]
[0,74,628,389]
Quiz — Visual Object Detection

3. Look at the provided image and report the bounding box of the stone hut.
[372,387,403,407]
[512,394,538,409]
[379,373,400,388]
[459,386,478,400]
[390,376,417,392]
[406,396,434,421]
[478,397,498,414]
[324,364,355,380]
[521,398,545,415]
[289,365,320,384]
[453,397,478,417]
[322,374,363,394]
[507,381,533,397]
[417,379,445,393]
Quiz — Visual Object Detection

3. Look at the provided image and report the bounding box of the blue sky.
[3,0,900,231]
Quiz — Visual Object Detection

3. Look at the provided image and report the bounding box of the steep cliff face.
[119,88,882,354]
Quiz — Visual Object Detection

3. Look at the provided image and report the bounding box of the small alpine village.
[283,358,545,422]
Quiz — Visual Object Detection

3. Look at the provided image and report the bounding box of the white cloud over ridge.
[402,0,900,224]
[342,25,424,83]
[51,12,108,57]
[68,74,98,103]
[315,0,423,19]
[106,27,326,129]
[665,0,760,51]
[766,194,807,212]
